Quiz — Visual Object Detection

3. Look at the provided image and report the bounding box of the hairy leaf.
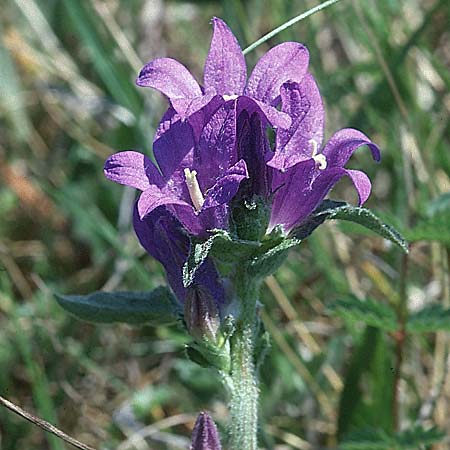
[292,200,408,252]
[56,287,180,325]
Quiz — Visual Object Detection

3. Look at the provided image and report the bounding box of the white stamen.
[223,94,238,101]
[313,154,327,170]
[184,168,205,212]
[309,139,327,170]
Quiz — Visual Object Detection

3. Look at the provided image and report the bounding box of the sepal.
[231,196,271,241]
[185,339,231,372]
[183,230,260,287]
[248,236,301,279]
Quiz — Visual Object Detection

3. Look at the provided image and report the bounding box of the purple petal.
[133,207,224,304]
[194,264,225,307]
[344,169,372,205]
[167,204,230,237]
[245,42,309,105]
[237,95,291,129]
[153,109,195,179]
[167,204,204,236]
[196,101,238,188]
[269,75,324,170]
[322,128,381,168]
[269,159,316,233]
[104,151,163,190]
[188,94,225,142]
[202,159,248,209]
[190,412,222,450]
[136,57,202,100]
[236,111,271,197]
[203,17,246,96]
[252,100,292,129]
[133,205,189,301]
[137,185,191,219]
[170,92,217,121]
[270,163,374,233]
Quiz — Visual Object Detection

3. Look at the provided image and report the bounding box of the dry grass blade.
[0,395,97,450]
[260,310,335,422]
[265,275,343,391]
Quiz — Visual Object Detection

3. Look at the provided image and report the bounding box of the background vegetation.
[1,0,449,448]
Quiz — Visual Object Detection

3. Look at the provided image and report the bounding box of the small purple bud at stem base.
[190,411,222,450]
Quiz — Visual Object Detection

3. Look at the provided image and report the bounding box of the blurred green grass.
[0,0,449,449]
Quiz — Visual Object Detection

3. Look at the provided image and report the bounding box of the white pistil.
[309,139,327,170]
[223,94,238,101]
[184,168,205,212]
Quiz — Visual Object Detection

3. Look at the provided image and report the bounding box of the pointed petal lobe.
[204,17,246,96]
[104,151,162,190]
[322,128,381,168]
[245,42,309,105]
[344,169,372,205]
[136,58,202,100]
[270,75,324,170]
[137,185,191,219]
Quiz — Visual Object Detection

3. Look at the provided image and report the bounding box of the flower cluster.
[104,16,379,320]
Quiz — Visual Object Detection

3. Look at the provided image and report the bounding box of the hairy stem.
[228,270,260,450]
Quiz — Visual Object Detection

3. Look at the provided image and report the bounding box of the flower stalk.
[226,269,261,450]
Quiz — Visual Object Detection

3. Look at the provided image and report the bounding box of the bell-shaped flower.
[104,101,248,236]
[136,17,311,130]
[190,412,222,450]
[133,205,224,305]
[268,77,381,233]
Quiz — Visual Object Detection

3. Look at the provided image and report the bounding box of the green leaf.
[292,200,409,252]
[56,287,180,325]
[340,426,445,450]
[328,297,398,332]
[406,304,450,333]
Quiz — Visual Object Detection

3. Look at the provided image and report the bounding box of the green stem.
[228,271,261,450]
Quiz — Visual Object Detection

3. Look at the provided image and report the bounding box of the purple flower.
[190,412,222,450]
[105,100,248,236]
[133,205,224,304]
[136,17,311,130]
[268,77,381,233]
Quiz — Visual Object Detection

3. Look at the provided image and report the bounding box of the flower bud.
[190,411,222,450]
[184,285,220,343]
